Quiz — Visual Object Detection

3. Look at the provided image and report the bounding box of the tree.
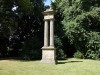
[52,1,67,59]
[0,0,18,56]
[53,0,100,59]
[0,0,45,59]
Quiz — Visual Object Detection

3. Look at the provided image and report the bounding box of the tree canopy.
[53,0,100,59]
[0,0,100,60]
[0,0,44,59]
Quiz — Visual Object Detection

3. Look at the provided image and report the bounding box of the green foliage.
[54,0,100,59]
[15,0,34,14]
[56,49,66,60]
[54,36,66,59]
[20,37,42,60]
[85,50,100,60]
[52,1,67,59]
[74,51,84,59]
[0,0,44,58]
[85,32,100,59]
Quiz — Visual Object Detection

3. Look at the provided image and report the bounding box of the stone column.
[44,20,48,47]
[50,19,54,47]
[41,7,57,64]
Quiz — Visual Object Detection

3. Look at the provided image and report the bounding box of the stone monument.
[41,7,56,64]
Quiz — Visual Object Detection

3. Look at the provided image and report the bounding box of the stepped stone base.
[41,47,56,64]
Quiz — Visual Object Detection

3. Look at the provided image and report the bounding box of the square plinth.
[41,47,57,64]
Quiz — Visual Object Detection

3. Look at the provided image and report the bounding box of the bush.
[20,37,42,60]
[56,49,66,60]
[21,49,41,60]
[74,51,84,59]
[85,32,100,60]
[54,36,66,59]
[85,50,100,60]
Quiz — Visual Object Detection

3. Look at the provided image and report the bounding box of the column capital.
[50,18,55,21]
[44,18,55,21]
[44,19,49,21]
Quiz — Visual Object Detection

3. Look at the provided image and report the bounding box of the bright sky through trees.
[44,0,51,6]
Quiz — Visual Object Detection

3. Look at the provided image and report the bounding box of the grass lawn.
[0,58,100,75]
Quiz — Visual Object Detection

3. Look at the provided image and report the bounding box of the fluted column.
[44,20,48,47]
[50,19,54,47]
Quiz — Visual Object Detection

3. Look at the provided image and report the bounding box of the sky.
[44,0,51,6]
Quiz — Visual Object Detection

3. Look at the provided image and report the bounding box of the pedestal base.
[41,47,56,64]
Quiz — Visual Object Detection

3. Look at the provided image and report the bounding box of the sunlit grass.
[0,58,100,75]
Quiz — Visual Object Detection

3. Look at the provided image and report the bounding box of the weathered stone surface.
[50,20,54,47]
[44,14,54,20]
[41,47,56,64]
[44,20,48,47]
[41,7,56,64]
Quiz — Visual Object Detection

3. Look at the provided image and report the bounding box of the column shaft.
[44,20,48,47]
[50,20,54,47]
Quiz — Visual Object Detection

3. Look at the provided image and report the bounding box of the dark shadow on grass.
[0,57,41,62]
[57,62,68,64]
[0,57,19,60]
[57,60,83,64]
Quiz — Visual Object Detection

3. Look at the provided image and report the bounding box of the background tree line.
[0,0,100,60]
[0,0,44,59]
[53,0,100,60]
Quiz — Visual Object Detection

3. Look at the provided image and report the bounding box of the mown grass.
[0,58,100,75]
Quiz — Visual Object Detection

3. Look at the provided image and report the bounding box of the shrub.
[20,37,42,60]
[21,49,41,60]
[56,49,66,60]
[74,51,84,59]
[85,32,100,60]
[54,36,66,59]
[85,50,100,60]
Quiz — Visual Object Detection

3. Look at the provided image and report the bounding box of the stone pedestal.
[41,7,56,64]
[41,47,56,64]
